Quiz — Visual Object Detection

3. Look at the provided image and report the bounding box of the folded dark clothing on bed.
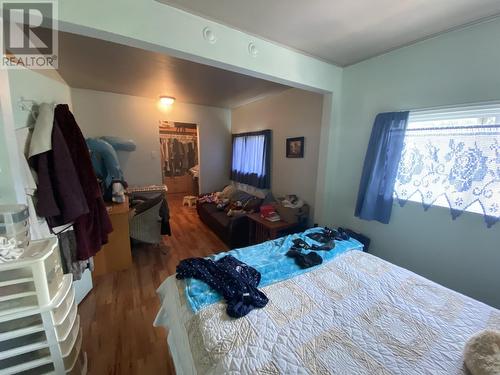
[292,238,312,249]
[307,232,331,243]
[176,255,268,318]
[286,248,323,269]
[335,227,351,241]
[310,242,335,251]
[293,237,334,251]
[307,227,350,243]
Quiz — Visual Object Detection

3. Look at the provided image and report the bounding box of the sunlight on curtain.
[394,104,500,227]
[232,135,266,177]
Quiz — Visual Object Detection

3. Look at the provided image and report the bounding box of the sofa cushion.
[197,201,251,249]
[211,211,232,228]
[244,197,263,212]
[230,190,255,204]
[199,202,220,214]
[220,185,236,199]
[198,202,231,228]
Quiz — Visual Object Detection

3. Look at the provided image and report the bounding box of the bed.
[154,229,500,375]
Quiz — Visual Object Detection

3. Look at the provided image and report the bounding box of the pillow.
[227,209,246,217]
[244,197,263,212]
[262,191,277,205]
[230,190,254,204]
[232,182,267,199]
[464,330,500,375]
[220,185,236,199]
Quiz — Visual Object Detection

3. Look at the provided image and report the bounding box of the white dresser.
[0,238,86,374]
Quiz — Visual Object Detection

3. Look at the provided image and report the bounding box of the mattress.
[154,250,500,375]
[182,228,363,312]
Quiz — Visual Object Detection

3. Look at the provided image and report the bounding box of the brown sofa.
[197,189,263,249]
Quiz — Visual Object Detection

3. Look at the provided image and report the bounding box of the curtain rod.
[405,99,500,114]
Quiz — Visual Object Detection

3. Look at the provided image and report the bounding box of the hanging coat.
[54,104,113,260]
[29,104,89,228]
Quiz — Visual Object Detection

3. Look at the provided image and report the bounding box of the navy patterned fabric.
[176,255,268,318]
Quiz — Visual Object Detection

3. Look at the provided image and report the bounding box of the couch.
[197,187,263,249]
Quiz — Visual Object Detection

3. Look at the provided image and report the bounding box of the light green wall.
[333,18,500,308]
[0,104,17,203]
[0,68,73,205]
[0,71,19,204]
[9,69,73,129]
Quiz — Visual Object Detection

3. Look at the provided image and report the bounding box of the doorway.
[159,121,199,195]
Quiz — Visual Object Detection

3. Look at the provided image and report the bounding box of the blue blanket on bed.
[182,228,363,313]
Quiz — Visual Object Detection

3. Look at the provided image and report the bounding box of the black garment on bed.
[307,227,350,244]
[292,238,334,251]
[176,255,268,318]
[286,248,323,269]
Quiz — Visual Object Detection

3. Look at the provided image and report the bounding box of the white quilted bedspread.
[154,251,500,375]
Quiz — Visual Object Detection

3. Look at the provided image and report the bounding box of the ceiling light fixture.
[159,96,175,106]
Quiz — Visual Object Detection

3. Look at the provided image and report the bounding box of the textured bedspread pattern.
[182,228,363,312]
[155,251,500,375]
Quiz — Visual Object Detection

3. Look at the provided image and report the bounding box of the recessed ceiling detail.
[157,0,500,66]
[202,27,217,44]
[57,31,290,108]
[248,42,258,57]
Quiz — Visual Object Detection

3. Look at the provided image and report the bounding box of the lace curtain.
[394,108,500,227]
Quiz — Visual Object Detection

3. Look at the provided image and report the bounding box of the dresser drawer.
[0,239,64,310]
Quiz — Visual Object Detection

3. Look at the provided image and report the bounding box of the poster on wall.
[286,137,305,158]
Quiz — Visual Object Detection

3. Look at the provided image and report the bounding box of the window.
[231,130,271,189]
[394,104,500,227]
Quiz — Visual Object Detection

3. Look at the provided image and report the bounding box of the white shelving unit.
[0,238,87,375]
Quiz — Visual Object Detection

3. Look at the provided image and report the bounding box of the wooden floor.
[79,193,228,375]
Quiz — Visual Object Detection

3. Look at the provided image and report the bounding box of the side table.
[246,212,297,244]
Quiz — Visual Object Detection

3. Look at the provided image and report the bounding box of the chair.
[129,193,165,246]
[183,195,197,207]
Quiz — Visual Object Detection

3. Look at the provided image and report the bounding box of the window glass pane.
[394,104,500,225]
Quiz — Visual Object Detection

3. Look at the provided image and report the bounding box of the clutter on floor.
[182,196,197,207]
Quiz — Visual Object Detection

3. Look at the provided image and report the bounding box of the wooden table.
[93,196,133,277]
[246,212,297,244]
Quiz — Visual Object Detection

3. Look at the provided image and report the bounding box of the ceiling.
[158,0,500,66]
[57,32,290,108]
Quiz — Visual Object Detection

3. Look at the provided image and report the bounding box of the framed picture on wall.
[286,137,304,158]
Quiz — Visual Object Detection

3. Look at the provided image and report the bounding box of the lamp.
[159,96,175,106]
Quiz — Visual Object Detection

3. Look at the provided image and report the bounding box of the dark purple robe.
[54,105,113,260]
[30,117,89,228]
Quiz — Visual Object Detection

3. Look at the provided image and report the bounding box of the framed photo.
[286,137,304,158]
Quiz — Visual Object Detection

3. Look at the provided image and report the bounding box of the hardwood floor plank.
[80,193,228,374]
